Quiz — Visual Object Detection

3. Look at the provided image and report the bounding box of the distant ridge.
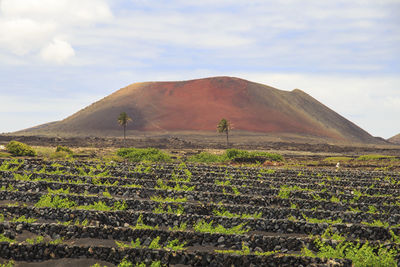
[19,76,380,143]
[389,134,400,144]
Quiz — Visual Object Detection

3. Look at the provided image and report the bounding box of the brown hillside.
[21,76,378,143]
[389,134,400,144]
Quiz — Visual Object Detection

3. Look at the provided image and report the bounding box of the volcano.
[20,76,379,143]
[389,134,400,144]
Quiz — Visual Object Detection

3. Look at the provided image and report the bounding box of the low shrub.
[116,148,171,162]
[225,148,250,159]
[187,152,227,163]
[356,154,395,161]
[55,145,73,154]
[6,141,36,156]
[188,149,283,163]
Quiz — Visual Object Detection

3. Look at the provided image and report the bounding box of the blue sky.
[0,0,399,138]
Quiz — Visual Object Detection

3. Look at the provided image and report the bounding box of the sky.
[0,0,399,138]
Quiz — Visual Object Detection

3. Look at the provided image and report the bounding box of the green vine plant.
[132,162,153,174]
[212,207,262,219]
[114,258,163,267]
[302,214,343,225]
[153,204,184,215]
[129,214,158,230]
[0,184,18,192]
[347,206,361,213]
[311,193,327,201]
[77,200,127,211]
[49,237,64,245]
[102,189,112,198]
[215,180,231,186]
[155,179,195,192]
[57,219,89,226]
[116,238,142,249]
[165,239,187,251]
[330,196,341,203]
[168,222,187,231]
[0,159,22,171]
[150,195,187,203]
[215,242,279,256]
[11,215,37,223]
[302,237,398,267]
[122,183,142,189]
[367,205,378,214]
[277,184,311,199]
[47,187,70,195]
[349,190,363,204]
[389,229,400,244]
[35,194,127,211]
[25,235,44,245]
[231,186,240,195]
[0,233,15,243]
[170,171,191,183]
[193,219,249,235]
[92,177,118,187]
[361,220,389,228]
[13,173,33,181]
[320,226,346,241]
[6,202,27,207]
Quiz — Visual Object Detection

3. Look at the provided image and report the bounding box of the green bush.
[225,148,250,159]
[116,148,171,162]
[55,145,73,154]
[187,152,227,163]
[356,154,395,161]
[6,141,36,156]
[187,149,283,163]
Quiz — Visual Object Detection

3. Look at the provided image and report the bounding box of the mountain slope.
[389,134,400,144]
[20,76,378,143]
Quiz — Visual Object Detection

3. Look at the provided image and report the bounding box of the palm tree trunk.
[226,129,229,147]
[123,124,126,147]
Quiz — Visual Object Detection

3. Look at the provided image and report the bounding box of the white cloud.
[40,38,75,64]
[0,0,112,63]
[0,0,112,24]
[0,18,55,55]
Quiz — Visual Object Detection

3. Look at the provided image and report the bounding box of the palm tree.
[217,118,231,146]
[118,112,132,145]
